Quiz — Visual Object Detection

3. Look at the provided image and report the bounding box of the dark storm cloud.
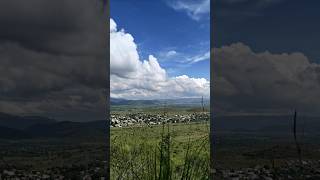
[214,0,320,63]
[0,0,106,56]
[213,43,320,116]
[0,0,107,121]
[215,0,285,18]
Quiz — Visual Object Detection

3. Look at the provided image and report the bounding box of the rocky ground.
[213,160,320,180]
[0,160,107,180]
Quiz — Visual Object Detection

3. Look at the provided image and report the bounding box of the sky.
[213,0,320,116]
[0,0,107,121]
[214,0,320,62]
[2,0,320,119]
[110,0,210,100]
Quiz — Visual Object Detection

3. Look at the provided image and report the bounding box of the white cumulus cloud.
[110,18,209,99]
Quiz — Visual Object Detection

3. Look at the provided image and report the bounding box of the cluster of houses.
[0,160,107,179]
[110,112,209,128]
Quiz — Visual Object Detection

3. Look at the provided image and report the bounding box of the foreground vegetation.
[213,131,320,179]
[110,122,210,180]
[0,138,108,179]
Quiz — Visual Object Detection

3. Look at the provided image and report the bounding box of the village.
[110,112,210,128]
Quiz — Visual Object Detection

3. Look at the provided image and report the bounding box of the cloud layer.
[110,19,209,99]
[0,0,107,120]
[215,0,286,19]
[214,43,320,115]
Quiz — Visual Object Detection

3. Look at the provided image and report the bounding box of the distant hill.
[0,112,106,139]
[0,112,56,130]
[25,120,107,138]
[110,98,160,106]
[214,115,320,134]
[0,126,31,139]
[110,97,209,107]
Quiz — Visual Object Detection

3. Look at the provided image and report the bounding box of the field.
[111,105,210,115]
[215,132,320,167]
[0,138,108,179]
[0,113,109,178]
[110,118,210,179]
[213,131,320,179]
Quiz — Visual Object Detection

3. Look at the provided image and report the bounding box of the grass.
[0,139,107,170]
[111,106,210,115]
[213,131,320,170]
[110,122,210,180]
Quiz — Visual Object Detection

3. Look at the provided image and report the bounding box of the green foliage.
[110,122,210,180]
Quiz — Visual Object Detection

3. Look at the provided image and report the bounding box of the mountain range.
[214,115,320,134]
[110,97,210,106]
[0,112,107,139]
[1,111,319,139]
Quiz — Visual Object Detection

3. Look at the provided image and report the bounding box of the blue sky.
[214,0,320,63]
[111,0,210,79]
